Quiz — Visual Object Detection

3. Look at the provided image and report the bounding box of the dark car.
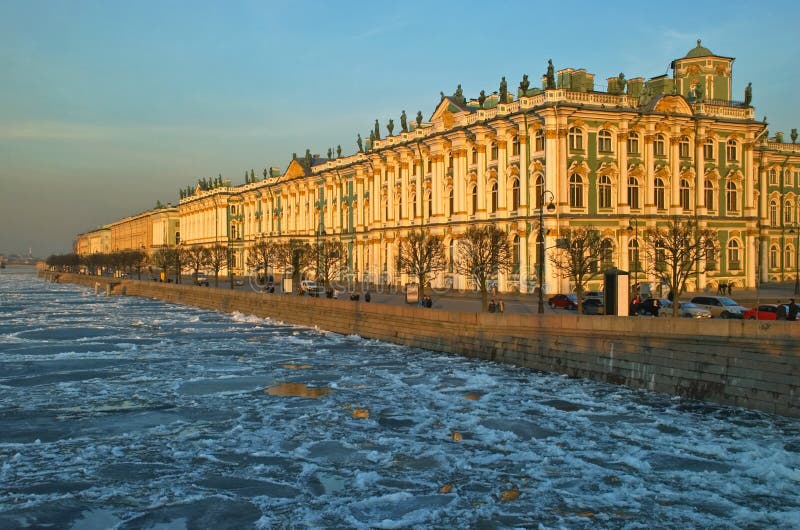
[581,297,604,315]
[636,298,669,316]
[548,294,578,310]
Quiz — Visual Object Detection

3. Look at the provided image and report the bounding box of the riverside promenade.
[42,271,800,418]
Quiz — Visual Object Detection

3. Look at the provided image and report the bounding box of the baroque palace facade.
[79,41,800,294]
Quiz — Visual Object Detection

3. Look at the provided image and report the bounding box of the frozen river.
[1,267,799,529]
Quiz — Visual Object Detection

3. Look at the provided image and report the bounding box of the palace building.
[83,41,800,294]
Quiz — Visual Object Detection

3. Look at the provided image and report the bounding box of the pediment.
[653,95,693,115]
[430,97,468,128]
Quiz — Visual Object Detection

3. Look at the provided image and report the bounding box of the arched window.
[535,130,545,151]
[770,200,778,226]
[490,182,498,213]
[511,136,520,156]
[426,192,432,218]
[510,178,520,211]
[769,169,778,185]
[727,239,740,269]
[600,239,614,270]
[654,178,666,210]
[704,138,715,159]
[769,245,778,269]
[654,134,666,156]
[448,188,454,216]
[470,185,478,215]
[490,142,498,161]
[627,132,640,155]
[786,245,795,269]
[628,239,641,272]
[512,234,520,274]
[726,139,738,162]
[705,180,715,211]
[598,175,612,209]
[411,194,417,220]
[726,181,739,212]
[679,136,691,158]
[471,147,478,165]
[628,176,640,209]
[535,175,544,208]
[397,194,403,219]
[569,174,584,208]
[598,130,612,153]
[568,127,583,151]
[785,200,793,224]
[679,179,690,210]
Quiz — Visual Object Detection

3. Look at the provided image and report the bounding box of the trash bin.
[604,267,630,316]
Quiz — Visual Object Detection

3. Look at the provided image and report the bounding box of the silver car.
[662,301,712,318]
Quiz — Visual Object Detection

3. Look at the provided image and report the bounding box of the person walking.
[651,298,660,317]
[497,298,505,314]
[365,290,371,303]
[789,298,799,321]
[488,299,496,313]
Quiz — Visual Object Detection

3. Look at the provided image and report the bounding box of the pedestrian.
[365,290,371,303]
[789,298,799,321]
[651,297,660,317]
[728,282,733,296]
[497,298,505,313]
[488,299,496,313]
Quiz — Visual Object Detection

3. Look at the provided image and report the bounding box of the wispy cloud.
[0,120,300,142]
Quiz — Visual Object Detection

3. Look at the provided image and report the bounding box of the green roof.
[685,39,713,58]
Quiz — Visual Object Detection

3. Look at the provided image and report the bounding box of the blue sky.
[2,0,799,256]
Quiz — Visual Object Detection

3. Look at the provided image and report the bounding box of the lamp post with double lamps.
[627,217,640,293]
[791,222,800,295]
[537,190,556,314]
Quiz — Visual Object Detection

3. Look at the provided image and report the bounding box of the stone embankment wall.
[43,272,800,418]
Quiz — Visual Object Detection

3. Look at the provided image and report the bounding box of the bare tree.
[185,245,211,284]
[396,229,446,299]
[548,226,606,314]
[454,225,514,311]
[309,240,347,289]
[275,239,313,290]
[246,238,281,285]
[207,243,230,287]
[643,217,718,317]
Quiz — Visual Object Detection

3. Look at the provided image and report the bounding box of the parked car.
[667,301,712,319]
[743,304,796,320]
[689,295,746,319]
[548,294,578,310]
[583,290,604,299]
[194,274,209,286]
[636,297,670,316]
[581,297,604,315]
[300,280,326,297]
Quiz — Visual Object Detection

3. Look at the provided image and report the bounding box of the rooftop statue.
[387,119,394,136]
[357,134,363,152]
[478,90,486,107]
[374,119,381,140]
[499,76,508,103]
[617,73,626,94]
[545,59,555,89]
[416,111,423,126]
[519,74,530,93]
[454,84,465,104]
[744,82,752,106]
[337,145,342,158]
[400,110,408,132]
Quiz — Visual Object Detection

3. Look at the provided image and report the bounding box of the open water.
[1,266,799,529]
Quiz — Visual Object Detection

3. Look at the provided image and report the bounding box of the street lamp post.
[792,223,800,295]
[537,190,556,314]
[627,217,640,293]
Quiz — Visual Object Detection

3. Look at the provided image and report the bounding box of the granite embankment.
[44,272,800,418]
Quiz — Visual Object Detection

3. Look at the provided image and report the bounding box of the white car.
[300,280,325,297]
[661,301,712,318]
